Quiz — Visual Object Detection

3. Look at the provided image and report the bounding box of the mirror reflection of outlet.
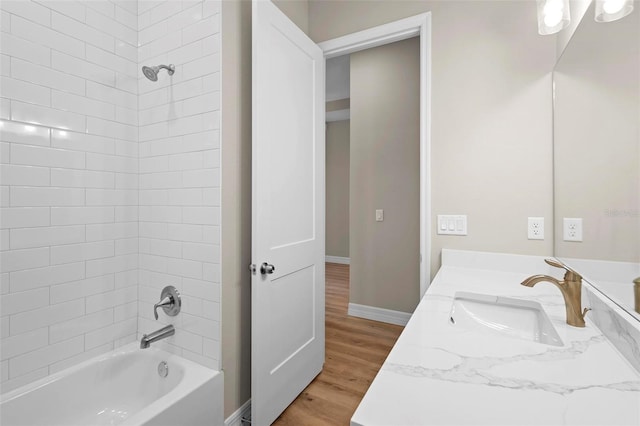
[527,217,544,240]
[563,218,583,242]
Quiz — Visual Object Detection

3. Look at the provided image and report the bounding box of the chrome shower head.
[142,66,159,81]
[142,64,175,82]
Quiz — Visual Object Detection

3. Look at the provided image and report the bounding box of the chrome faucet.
[521,259,590,327]
[154,286,181,320]
[140,324,175,349]
[140,286,182,349]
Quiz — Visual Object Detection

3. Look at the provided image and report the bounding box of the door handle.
[260,262,275,275]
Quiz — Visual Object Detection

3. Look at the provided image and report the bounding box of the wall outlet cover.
[563,218,583,242]
[528,217,544,240]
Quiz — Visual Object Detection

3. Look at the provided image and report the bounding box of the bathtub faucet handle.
[153,286,182,320]
[153,296,171,320]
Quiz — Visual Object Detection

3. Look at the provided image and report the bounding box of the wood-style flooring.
[272,263,404,426]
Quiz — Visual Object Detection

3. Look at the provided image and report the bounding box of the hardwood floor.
[272,263,404,426]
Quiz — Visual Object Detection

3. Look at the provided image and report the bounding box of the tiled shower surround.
[0,0,221,392]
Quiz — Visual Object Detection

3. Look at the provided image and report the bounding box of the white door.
[251,1,325,425]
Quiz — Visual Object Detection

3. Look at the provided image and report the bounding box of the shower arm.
[158,64,175,75]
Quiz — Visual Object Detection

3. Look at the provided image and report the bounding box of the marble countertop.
[351,250,640,426]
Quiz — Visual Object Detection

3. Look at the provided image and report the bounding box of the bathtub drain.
[158,361,169,378]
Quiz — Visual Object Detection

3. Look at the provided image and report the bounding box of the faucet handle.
[544,258,565,269]
[153,286,181,320]
[153,296,172,320]
[544,258,582,281]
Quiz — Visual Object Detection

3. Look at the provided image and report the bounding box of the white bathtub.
[0,343,223,426]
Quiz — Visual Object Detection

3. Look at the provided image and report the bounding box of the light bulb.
[538,0,571,34]
[603,0,626,14]
[543,0,564,15]
[595,0,634,21]
[544,9,564,27]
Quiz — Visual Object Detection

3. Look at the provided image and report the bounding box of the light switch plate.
[437,215,467,235]
[375,209,384,222]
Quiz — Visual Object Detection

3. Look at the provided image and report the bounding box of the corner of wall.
[556,0,592,60]
[220,0,252,419]
[273,0,310,35]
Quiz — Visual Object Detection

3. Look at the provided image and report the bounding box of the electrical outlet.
[528,217,544,240]
[563,218,583,241]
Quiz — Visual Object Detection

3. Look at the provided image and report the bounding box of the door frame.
[319,13,432,298]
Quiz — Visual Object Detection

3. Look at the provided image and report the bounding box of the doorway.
[320,14,432,300]
[322,16,432,332]
[325,36,422,324]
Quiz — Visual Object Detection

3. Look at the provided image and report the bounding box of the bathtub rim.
[0,341,221,405]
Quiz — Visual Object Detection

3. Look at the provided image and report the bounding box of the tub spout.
[140,325,175,349]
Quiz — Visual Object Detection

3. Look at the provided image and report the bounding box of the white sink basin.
[449,292,563,347]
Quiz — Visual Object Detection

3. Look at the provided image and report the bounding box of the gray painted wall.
[554,6,639,262]
[326,120,350,258]
[221,0,252,418]
[221,0,309,418]
[350,38,421,314]
[309,1,556,283]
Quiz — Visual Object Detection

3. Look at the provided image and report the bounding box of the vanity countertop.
[351,250,640,426]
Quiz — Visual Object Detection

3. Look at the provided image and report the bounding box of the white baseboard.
[225,399,251,426]
[325,255,350,265]
[348,303,411,326]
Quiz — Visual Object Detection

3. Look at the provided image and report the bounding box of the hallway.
[273,263,404,425]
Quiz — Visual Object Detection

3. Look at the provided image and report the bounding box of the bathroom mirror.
[553,2,640,320]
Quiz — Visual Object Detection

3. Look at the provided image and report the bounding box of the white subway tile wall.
[0,0,221,391]
[0,0,138,392]
[137,0,221,371]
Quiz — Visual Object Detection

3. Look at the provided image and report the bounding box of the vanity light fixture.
[595,0,634,22]
[537,0,571,35]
